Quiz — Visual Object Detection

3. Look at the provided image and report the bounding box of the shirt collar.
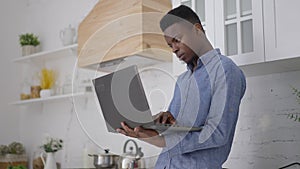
[186,48,221,71]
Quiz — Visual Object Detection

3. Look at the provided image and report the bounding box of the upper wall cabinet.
[214,0,264,66]
[171,0,300,76]
[172,0,214,76]
[263,0,300,61]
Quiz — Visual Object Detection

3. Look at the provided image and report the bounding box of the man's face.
[163,22,198,64]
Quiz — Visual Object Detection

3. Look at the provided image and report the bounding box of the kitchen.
[0,0,300,169]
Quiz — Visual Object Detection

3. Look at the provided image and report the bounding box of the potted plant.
[0,142,27,169]
[40,137,63,169]
[19,33,40,56]
[39,68,56,98]
[40,137,63,153]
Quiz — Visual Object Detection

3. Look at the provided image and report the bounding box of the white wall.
[14,0,101,168]
[23,0,98,51]
[0,0,26,144]
[11,0,170,168]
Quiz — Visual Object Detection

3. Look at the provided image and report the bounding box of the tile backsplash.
[224,70,300,169]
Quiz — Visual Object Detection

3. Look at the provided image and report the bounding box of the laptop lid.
[93,65,155,132]
[93,65,203,133]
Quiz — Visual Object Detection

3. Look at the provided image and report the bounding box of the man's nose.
[172,43,179,53]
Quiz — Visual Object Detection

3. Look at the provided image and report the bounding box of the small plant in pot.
[19,33,40,56]
[39,136,63,169]
[39,68,56,98]
[0,142,28,169]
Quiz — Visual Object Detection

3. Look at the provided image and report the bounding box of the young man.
[117,5,246,169]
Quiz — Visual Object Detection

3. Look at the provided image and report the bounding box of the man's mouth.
[178,54,184,60]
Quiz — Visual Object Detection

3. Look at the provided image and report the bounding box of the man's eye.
[174,37,181,43]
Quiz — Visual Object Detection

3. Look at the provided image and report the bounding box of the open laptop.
[92,65,203,133]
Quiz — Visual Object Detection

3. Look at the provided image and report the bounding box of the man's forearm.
[139,135,166,148]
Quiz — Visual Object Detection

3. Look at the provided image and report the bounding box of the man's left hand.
[116,122,158,138]
[116,122,166,147]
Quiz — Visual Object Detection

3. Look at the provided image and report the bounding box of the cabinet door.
[172,0,214,76]
[215,0,264,66]
[264,0,300,61]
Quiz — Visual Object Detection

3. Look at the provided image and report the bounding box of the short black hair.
[160,5,203,32]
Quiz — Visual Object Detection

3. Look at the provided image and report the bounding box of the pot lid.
[102,149,118,156]
[89,149,118,157]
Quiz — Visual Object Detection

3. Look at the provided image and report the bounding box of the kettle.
[119,139,145,169]
[60,24,75,46]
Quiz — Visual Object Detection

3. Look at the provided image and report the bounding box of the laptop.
[92,65,203,133]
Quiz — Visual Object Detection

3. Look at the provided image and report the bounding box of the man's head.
[159,5,205,64]
[160,5,204,33]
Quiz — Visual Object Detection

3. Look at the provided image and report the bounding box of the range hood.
[77,0,172,71]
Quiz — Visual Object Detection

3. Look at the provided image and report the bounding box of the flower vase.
[40,152,57,169]
[40,89,52,98]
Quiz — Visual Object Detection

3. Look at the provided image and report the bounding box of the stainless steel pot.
[89,149,119,168]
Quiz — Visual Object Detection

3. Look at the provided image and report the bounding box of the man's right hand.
[153,111,176,124]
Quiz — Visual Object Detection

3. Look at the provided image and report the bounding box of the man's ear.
[194,23,205,34]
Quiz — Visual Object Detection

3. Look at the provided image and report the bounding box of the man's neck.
[190,31,214,72]
[197,33,214,57]
[190,56,198,72]
[191,46,213,72]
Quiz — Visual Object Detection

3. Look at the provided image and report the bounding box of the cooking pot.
[88,149,119,168]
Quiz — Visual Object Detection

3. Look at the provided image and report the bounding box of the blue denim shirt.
[155,49,246,169]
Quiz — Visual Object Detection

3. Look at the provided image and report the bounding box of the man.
[117,5,246,169]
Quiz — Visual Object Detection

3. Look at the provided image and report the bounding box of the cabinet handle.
[273,0,278,48]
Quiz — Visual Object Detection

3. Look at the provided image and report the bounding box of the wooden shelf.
[11,92,90,105]
[12,44,77,64]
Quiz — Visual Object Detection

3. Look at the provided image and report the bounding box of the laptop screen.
[93,65,154,132]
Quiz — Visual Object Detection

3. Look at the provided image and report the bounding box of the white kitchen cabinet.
[263,0,300,61]
[172,0,214,76]
[12,44,92,105]
[171,0,300,77]
[214,0,264,66]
